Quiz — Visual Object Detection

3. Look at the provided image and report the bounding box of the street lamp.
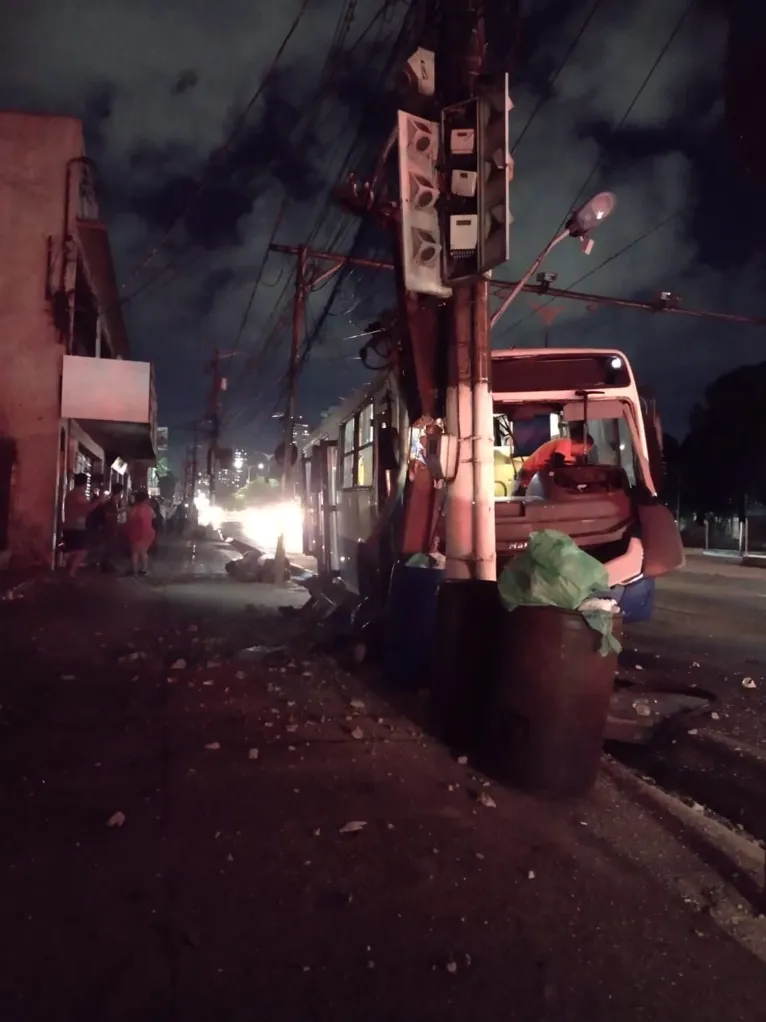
[491,191,616,328]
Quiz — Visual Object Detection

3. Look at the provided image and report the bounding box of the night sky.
[1,0,765,462]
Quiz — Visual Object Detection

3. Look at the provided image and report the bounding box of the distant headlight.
[241,501,303,553]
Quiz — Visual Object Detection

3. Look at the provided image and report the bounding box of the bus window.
[341,449,355,488]
[357,444,373,486]
[341,417,356,489]
[618,418,638,487]
[359,403,374,446]
[585,416,637,486]
[342,417,356,456]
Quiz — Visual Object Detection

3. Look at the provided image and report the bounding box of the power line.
[219,0,402,408]
[221,0,419,426]
[226,193,290,361]
[119,0,313,292]
[512,0,605,154]
[556,0,695,228]
[494,208,682,343]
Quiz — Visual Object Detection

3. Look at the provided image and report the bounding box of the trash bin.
[384,560,444,691]
[480,605,621,796]
[429,579,502,751]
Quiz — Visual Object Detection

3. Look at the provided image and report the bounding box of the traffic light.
[440,96,481,283]
[396,111,451,298]
[439,73,513,283]
[476,73,513,276]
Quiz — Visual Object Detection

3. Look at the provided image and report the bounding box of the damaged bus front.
[300,347,682,625]
[486,348,682,622]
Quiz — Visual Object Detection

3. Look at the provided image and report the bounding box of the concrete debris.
[477,791,497,809]
[106,811,126,828]
[339,820,367,834]
[742,677,757,689]
[350,698,366,711]
[237,645,287,663]
[350,727,364,741]
[248,748,259,760]
[457,756,468,765]
[204,741,221,751]
[170,659,187,670]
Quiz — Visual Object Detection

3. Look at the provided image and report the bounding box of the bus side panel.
[337,488,376,593]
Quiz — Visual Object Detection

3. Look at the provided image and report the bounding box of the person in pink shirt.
[125,490,156,576]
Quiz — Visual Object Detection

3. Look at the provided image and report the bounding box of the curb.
[684,549,766,570]
[655,727,766,845]
[684,728,766,772]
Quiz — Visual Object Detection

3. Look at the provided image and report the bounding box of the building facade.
[0,111,156,568]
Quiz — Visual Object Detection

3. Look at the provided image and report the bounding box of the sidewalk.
[684,547,766,571]
[1,548,765,1020]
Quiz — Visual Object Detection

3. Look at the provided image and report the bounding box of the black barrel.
[480,605,621,797]
[384,561,444,691]
[429,579,502,752]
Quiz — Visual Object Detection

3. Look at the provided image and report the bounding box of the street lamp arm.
[490,230,569,328]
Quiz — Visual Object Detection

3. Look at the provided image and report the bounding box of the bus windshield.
[492,400,642,499]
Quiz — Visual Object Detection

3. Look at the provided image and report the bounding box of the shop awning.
[76,419,156,463]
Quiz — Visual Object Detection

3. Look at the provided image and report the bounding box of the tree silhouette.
[681,362,766,515]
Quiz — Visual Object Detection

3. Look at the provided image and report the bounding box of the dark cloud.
[172,70,199,96]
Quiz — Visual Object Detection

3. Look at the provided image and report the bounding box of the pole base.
[429,579,501,753]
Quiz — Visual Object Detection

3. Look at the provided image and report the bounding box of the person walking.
[125,490,155,576]
[99,483,124,572]
[62,473,91,577]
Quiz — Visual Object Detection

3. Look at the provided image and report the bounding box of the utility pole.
[273,243,308,584]
[190,423,199,504]
[427,0,508,748]
[437,2,495,584]
[207,348,222,503]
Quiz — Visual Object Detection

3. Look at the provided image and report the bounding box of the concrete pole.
[444,286,475,579]
[273,244,307,584]
[440,2,495,583]
[208,348,221,504]
[471,277,496,580]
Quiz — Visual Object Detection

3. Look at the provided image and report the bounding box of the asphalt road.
[2,541,766,1021]
[624,553,766,746]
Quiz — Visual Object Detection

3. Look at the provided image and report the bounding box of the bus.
[299,347,682,624]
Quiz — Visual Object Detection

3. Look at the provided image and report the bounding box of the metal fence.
[682,516,766,554]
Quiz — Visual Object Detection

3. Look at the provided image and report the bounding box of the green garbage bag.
[497,529,620,656]
[406,553,432,568]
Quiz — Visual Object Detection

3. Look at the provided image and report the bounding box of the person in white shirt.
[62,473,91,577]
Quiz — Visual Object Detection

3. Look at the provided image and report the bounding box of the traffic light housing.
[396,111,451,298]
[477,73,513,276]
[440,73,513,284]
